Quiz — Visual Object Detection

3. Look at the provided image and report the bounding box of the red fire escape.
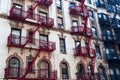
[70,0,96,80]
[5,0,57,80]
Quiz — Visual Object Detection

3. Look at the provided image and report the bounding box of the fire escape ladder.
[23,2,41,20]
[23,24,41,47]
[21,50,41,79]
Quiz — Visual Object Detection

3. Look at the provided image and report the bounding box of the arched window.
[39,60,50,78]
[8,57,20,77]
[98,67,107,80]
[61,63,69,79]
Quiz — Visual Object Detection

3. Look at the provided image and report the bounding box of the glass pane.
[40,35,47,41]
[9,58,19,68]
[72,21,78,26]
[12,29,20,36]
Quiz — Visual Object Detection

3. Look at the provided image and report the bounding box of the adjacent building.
[0,0,119,80]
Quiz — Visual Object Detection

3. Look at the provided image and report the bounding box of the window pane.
[72,21,78,26]
[58,17,64,28]
[60,39,66,52]
[56,0,62,9]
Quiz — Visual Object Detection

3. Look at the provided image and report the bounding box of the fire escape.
[69,0,96,79]
[5,0,57,80]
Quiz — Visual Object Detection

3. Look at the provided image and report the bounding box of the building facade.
[0,0,119,80]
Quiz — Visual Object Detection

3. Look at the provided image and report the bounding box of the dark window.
[58,17,64,28]
[39,61,50,78]
[11,28,21,44]
[56,0,62,9]
[72,20,78,26]
[28,30,35,43]
[98,67,107,80]
[78,64,84,73]
[95,46,102,59]
[60,38,66,52]
[8,57,20,77]
[62,63,69,79]
[89,10,94,19]
[75,41,81,47]
[28,5,34,19]
[100,0,104,4]
[27,55,34,73]
[70,3,75,9]
[87,0,92,4]
[105,44,115,54]
[92,27,97,37]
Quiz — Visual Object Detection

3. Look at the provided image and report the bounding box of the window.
[78,64,84,73]
[11,28,21,44]
[87,0,92,4]
[13,3,22,17]
[39,34,48,48]
[103,14,107,20]
[98,67,107,80]
[39,61,50,78]
[95,46,102,58]
[57,17,64,28]
[39,11,47,23]
[105,44,115,54]
[76,64,85,79]
[56,0,62,9]
[60,38,66,52]
[89,10,94,19]
[100,0,104,4]
[106,30,113,40]
[98,14,102,18]
[92,27,97,37]
[27,55,34,73]
[28,5,34,19]
[8,57,20,77]
[72,20,78,27]
[28,30,35,43]
[61,63,69,79]
[75,41,81,47]
[70,3,75,9]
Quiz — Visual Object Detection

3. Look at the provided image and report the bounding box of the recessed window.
[72,20,78,26]
[39,61,50,78]
[75,41,81,47]
[89,10,94,19]
[92,27,97,37]
[39,34,48,48]
[11,28,21,44]
[56,0,62,9]
[98,67,107,80]
[60,38,66,53]
[27,55,34,73]
[61,63,69,79]
[57,17,64,28]
[95,46,102,59]
[70,3,75,9]
[28,30,35,43]
[87,0,92,4]
[103,14,107,20]
[8,57,20,77]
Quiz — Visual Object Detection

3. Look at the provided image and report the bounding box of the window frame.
[61,63,69,79]
[95,46,102,59]
[92,27,97,38]
[59,38,66,53]
[57,17,64,29]
[56,0,62,10]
